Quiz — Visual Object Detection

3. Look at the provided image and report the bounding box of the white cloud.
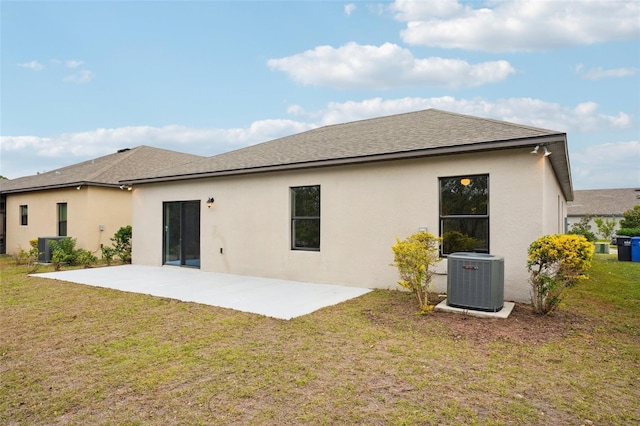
[580,66,637,80]
[17,59,96,83]
[1,97,634,188]
[310,97,633,134]
[18,61,44,71]
[344,3,356,16]
[267,42,515,88]
[570,141,640,189]
[0,120,313,178]
[64,69,95,84]
[392,0,640,52]
[391,0,464,21]
[65,60,84,69]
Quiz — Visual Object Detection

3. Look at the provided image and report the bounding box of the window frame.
[20,205,28,226]
[290,185,321,251]
[58,202,68,237]
[439,174,490,256]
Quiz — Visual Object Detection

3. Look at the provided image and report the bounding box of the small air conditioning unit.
[447,252,504,312]
[38,237,69,263]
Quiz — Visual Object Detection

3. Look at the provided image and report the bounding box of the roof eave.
[0,181,122,194]
[122,133,573,200]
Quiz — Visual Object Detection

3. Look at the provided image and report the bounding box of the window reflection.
[439,175,489,255]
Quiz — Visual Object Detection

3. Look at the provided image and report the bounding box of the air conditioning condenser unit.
[447,252,504,312]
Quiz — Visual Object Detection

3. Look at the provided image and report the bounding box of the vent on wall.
[447,252,504,312]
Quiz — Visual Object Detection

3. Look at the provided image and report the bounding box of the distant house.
[0,146,203,256]
[122,109,573,303]
[567,188,640,235]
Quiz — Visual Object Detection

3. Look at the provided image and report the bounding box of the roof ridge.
[307,108,562,136]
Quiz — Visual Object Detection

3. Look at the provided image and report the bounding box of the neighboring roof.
[567,188,640,217]
[123,109,573,200]
[0,146,204,194]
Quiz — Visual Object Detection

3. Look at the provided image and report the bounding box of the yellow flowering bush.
[391,231,441,313]
[527,234,594,314]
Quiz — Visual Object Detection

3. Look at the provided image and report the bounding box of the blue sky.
[2,0,639,189]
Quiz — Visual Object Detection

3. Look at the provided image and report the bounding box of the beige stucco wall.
[5,186,131,256]
[541,156,568,235]
[132,148,564,302]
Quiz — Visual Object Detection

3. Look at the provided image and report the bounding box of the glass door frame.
[162,200,201,268]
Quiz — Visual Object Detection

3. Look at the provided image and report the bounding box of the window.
[20,205,28,226]
[439,175,489,255]
[291,185,320,250]
[58,203,67,236]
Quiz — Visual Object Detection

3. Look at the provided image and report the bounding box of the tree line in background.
[569,205,640,241]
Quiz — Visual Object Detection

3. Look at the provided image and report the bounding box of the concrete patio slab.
[434,299,515,319]
[33,265,372,320]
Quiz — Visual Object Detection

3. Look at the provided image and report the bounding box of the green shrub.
[567,228,596,242]
[49,238,79,271]
[111,225,132,264]
[527,234,594,315]
[620,205,640,228]
[15,239,40,273]
[594,217,617,240]
[99,226,132,264]
[568,216,596,242]
[76,249,98,268]
[49,238,98,270]
[616,228,640,237]
[101,245,117,265]
[391,231,441,313]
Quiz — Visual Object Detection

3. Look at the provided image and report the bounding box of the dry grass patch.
[1,255,639,425]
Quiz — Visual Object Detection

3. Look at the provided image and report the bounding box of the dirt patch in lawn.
[362,293,597,345]
[435,302,595,344]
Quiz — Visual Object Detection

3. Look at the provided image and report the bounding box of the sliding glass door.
[163,201,200,268]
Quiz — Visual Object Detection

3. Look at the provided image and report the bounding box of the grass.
[1,254,639,425]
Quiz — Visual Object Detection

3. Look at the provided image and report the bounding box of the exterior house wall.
[132,148,560,302]
[5,187,131,256]
[542,156,567,235]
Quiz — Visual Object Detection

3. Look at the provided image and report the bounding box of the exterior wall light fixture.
[530,145,551,157]
[207,197,215,208]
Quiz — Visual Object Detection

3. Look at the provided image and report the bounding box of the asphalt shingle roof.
[567,188,640,216]
[122,108,572,200]
[0,146,204,194]
[127,109,565,180]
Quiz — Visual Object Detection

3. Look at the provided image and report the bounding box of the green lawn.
[1,254,639,425]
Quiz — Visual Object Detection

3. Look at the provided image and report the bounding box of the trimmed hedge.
[616,228,640,237]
